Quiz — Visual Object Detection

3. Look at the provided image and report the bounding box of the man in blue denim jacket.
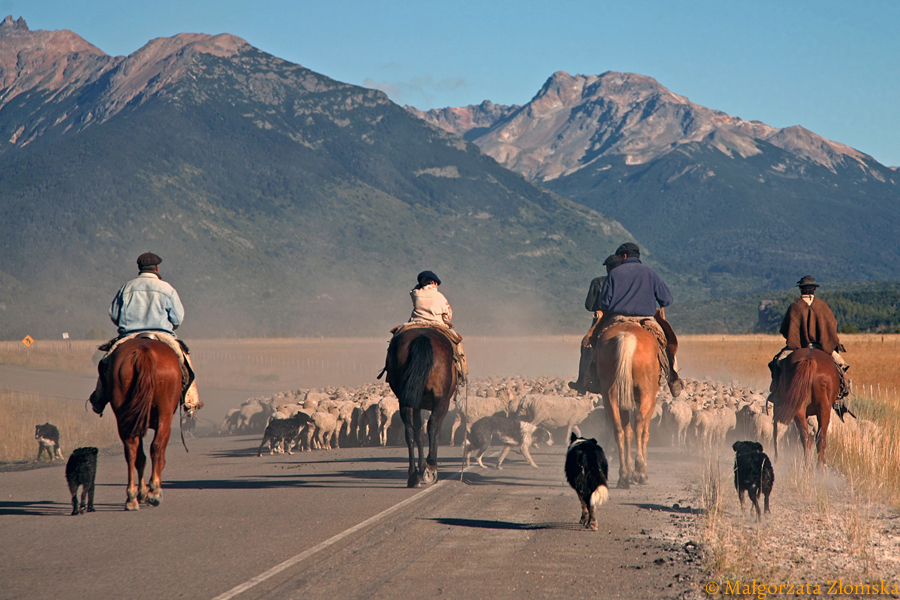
[89,253,201,415]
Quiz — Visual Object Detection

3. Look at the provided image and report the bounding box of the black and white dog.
[732,440,774,521]
[257,413,311,456]
[464,415,553,469]
[564,433,609,531]
[65,447,98,515]
[35,423,64,461]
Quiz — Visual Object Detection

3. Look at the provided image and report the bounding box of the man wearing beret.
[89,253,201,416]
[769,276,851,405]
[573,242,683,396]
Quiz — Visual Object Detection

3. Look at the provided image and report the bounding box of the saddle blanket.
[596,314,671,386]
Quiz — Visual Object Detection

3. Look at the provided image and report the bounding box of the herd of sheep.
[219,376,876,456]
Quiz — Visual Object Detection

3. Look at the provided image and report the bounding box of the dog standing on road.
[35,423,64,461]
[464,415,553,469]
[732,440,774,521]
[65,447,98,515]
[564,433,609,531]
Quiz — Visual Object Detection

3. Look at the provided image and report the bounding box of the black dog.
[564,432,609,531]
[732,440,774,521]
[35,423,63,461]
[257,413,311,456]
[66,447,98,515]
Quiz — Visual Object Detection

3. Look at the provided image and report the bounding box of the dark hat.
[796,275,819,288]
[602,254,620,267]
[137,252,162,271]
[615,242,640,257]
[417,270,441,286]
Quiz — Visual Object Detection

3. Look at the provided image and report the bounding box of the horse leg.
[123,437,140,511]
[414,410,432,483]
[135,437,149,503]
[606,402,630,489]
[423,410,442,484]
[632,392,656,484]
[815,400,831,470]
[622,410,635,483]
[793,413,812,466]
[147,422,172,507]
[400,408,420,488]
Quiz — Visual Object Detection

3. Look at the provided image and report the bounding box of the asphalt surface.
[0,430,704,600]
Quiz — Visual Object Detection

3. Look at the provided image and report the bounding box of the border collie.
[564,432,609,531]
[732,440,774,521]
[257,413,310,456]
[35,423,64,461]
[464,415,553,469]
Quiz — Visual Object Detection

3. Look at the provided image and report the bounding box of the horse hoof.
[423,470,438,485]
[407,476,421,488]
[125,501,140,511]
[146,495,161,507]
[617,479,631,490]
[633,474,648,485]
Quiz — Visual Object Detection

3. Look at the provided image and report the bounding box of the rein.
[179,403,190,453]
[457,376,470,483]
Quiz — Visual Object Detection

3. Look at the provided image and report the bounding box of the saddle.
[380,321,467,384]
[98,333,195,397]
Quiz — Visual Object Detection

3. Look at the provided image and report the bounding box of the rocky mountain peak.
[412,69,874,180]
[0,15,28,35]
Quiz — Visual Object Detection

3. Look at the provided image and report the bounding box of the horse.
[592,322,661,488]
[772,348,839,469]
[384,328,457,488]
[105,336,182,510]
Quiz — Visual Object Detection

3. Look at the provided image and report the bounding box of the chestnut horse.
[384,328,457,488]
[772,348,839,468]
[592,323,660,488]
[106,337,182,510]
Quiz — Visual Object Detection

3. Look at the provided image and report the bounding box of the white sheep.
[662,399,692,446]
[450,388,517,445]
[377,397,400,446]
[515,393,597,442]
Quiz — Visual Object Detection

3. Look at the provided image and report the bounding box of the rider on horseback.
[569,242,683,397]
[569,254,622,393]
[89,253,201,416]
[768,276,850,407]
[385,270,468,382]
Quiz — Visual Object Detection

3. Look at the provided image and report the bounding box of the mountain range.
[0,17,631,340]
[409,71,900,298]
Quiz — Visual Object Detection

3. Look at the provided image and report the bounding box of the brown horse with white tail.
[104,336,182,510]
[592,323,660,488]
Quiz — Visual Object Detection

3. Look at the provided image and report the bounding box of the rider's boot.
[666,350,684,397]
[568,343,593,395]
[89,357,110,416]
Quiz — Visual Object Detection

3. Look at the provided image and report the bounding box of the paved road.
[0,433,703,600]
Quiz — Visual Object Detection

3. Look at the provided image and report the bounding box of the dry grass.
[0,391,120,463]
[696,451,900,586]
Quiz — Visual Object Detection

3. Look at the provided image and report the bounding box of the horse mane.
[613,332,637,412]
[774,356,815,425]
[397,335,434,410]
[119,346,157,439]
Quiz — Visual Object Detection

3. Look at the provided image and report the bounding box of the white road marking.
[210,480,447,600]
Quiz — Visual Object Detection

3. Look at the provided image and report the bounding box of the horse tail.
[774,357,815,425]
[613,332,637,412]
[120,346,156,439]
[398,335,433,410]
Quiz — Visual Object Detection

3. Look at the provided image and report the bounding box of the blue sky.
[17,0,900,166]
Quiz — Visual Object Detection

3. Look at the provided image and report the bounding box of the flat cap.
[137,252,162,271]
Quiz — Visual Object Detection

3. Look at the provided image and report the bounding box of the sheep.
[662,399,692,446]
[515,393,598,442]
[377,397,400,446]
[450,387,517,445]
[219,408,241,434]
[309,411,339,450]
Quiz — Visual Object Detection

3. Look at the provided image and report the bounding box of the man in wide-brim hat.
[769,275,851,408]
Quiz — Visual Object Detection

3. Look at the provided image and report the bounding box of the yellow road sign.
[21,335,34,347]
